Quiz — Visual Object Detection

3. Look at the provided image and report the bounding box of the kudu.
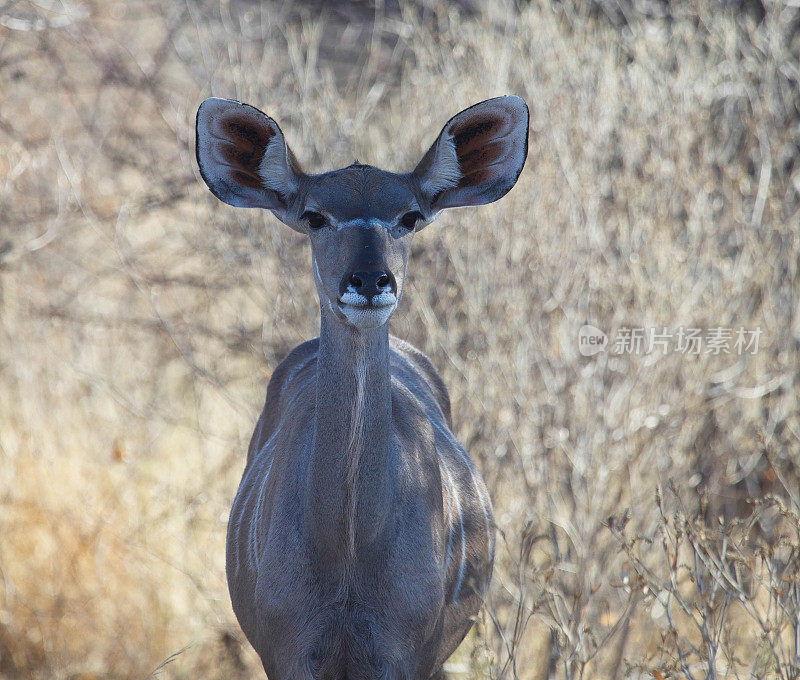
[195,95,529,679]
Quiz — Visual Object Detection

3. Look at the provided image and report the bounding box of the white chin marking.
[372,291,396,307]
[340,291,369,306]
[339,302,396,329]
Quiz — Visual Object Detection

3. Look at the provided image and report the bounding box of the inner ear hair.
[413,96,529,210]
[196,97,304,218]
[259,140,301,198]
[419,132,461,198]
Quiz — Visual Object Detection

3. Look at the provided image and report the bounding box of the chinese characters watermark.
[578,325,761,357]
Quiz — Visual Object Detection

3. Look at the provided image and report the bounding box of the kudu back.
[196,96,529,679]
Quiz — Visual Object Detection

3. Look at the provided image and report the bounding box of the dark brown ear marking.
[452,117,499,151]
[215,115,276,190]
[196,98,301,213]
[452,118,509,189]
[412,96,529,211]
[223,118,275,149]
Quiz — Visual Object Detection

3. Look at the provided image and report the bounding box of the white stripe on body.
[435,447,456,575]
[232,356,317,577]
[431,420,494,582]
[393,351,493,598]
[248,445,275,570]
[283,352,316,389]
[232,430,278,577]
[435,446,465,601]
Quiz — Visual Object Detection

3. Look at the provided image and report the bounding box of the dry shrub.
[610,486,800,680]
[0,0,798,678]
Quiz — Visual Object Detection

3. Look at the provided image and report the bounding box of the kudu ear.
[196,97,302,221]
[413,96,529,213]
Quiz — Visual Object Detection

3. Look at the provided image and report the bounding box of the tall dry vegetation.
[0,0,798,678]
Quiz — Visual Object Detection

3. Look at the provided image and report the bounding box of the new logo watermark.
[578,325,762,356]
[578,325,608,356]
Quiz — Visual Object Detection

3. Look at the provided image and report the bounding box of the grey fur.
[195,96,529,679]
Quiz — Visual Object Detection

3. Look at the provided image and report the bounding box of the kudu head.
[196,96,529,330]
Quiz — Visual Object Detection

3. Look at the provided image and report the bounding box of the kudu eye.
[400,211,424,231]
[302,211,328,230]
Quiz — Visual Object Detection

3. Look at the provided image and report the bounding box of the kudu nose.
[345,270,396,299]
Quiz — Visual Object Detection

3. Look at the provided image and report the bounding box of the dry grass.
[1,0,799,677]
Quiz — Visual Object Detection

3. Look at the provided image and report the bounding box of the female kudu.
[195,95,529,679]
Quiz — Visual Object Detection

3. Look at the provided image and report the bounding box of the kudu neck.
[306,306,395,565]
[317,308,391,376]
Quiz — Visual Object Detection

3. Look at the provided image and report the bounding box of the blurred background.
[1,0,799,678]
